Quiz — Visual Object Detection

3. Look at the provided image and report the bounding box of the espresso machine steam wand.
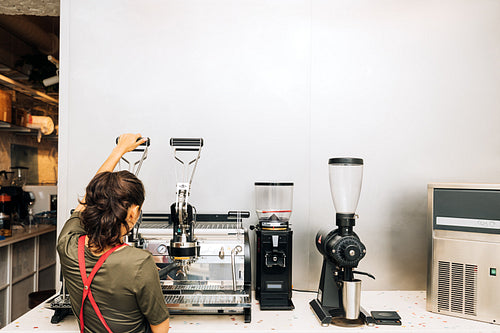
[310,158,374,327]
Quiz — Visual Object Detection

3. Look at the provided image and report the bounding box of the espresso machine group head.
[310,158,374,327]
[167,138,203,274]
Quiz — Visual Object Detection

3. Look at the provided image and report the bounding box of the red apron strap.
[78,235,127,333]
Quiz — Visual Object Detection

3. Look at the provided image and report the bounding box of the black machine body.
[310,213,373,326]
[0,186,34,224]
[255,224,294,310]
[167,202,200,259]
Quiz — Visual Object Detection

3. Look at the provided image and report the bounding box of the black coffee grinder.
[310,158,374,327]
[253,182,294,310]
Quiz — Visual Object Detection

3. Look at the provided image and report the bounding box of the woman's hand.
[116,133,147,154]
[75,133,147,212]
[95,133,147,175]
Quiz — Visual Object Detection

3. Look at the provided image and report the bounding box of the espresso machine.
[138,138,252,322]
[310,158,374,326]
[253,182,294,310]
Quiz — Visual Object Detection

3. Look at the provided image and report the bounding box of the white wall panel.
[308,0,500,291]
[59,0,500,291]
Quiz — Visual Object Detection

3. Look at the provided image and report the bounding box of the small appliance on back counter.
[427,183,500,325]
[253,181,295,310]
[24,185,57,216]
[0,167,36,227]
[0,193,12,238]
[0,165,57,230]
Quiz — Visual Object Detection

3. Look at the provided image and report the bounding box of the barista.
[57,133,170,333]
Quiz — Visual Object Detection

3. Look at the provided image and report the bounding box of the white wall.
[59,0,500,291]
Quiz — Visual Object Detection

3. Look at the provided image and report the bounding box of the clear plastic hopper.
[255,182,293,228]
[328,158,363,214]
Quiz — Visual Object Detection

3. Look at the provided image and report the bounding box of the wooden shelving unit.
[0,74,58,106]
[0,72,58,141]
[0,120,57,140]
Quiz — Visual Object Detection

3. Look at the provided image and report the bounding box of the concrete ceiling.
[0,6,59,121]
[0,0,59,16]
[0,14,59,86]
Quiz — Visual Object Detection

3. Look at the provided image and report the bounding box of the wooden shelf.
[0,74,58,106]
[0,120,57,140]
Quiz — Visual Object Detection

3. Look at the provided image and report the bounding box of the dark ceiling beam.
[0,15,59,56]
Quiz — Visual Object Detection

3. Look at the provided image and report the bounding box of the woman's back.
[58,211,169,333]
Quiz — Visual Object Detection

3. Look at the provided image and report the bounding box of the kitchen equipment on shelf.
[10,166,28,187]
[0,89,12,123]
[0,166,35,226]
[310,158,374,327]
[253,182,294,310]
[0,170,14,187]
[0,193,12,237]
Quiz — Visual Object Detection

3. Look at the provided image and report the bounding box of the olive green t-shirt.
[57,211,169,333]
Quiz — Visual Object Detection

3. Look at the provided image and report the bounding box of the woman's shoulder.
[117,245,154,262]
[111,246,159,279]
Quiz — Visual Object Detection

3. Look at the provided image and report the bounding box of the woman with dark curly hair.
[57,133,170,333]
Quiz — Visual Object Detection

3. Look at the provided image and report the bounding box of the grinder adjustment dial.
[330,236,365,267]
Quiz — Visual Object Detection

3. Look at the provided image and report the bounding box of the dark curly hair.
[80,171,145,253]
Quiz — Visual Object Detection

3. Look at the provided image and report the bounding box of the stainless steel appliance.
[310,158,374,327]
[138,211,252,322]
[135,138,252,322]
[427,183,500,325]
[253,182,294,310]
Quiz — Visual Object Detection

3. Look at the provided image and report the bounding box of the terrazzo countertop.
[2,291,500,332]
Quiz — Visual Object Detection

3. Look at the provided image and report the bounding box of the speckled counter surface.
[2,291,500,332]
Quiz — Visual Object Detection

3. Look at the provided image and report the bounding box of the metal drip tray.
[141,222,170,229]
[196,222,238,230]
[164,294,251,306]
[49,295,72,309]
[139,213,245,236]
[141,222,240,235]
[161,280,243,291]
[139,222,239,230]
[162,284,232,291]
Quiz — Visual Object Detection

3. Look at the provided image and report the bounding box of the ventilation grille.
[437,261,477,316]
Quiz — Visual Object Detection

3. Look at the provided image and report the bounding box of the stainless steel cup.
[342,279,361,320]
